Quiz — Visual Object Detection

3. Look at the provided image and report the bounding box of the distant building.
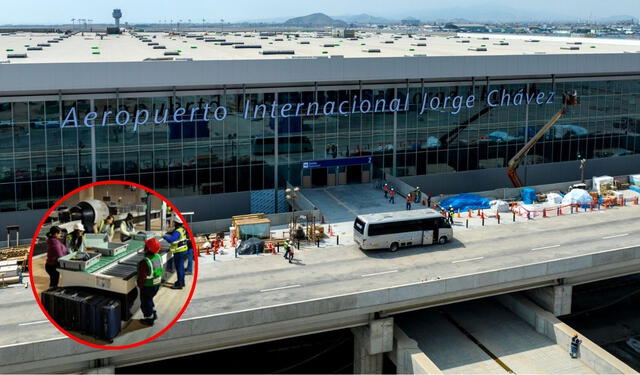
[401,18,421,27]
[334,29,356,38]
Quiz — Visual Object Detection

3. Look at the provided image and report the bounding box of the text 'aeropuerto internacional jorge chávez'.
[59,88,558,132]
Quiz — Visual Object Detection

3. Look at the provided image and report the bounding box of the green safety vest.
[97,220,114,237]
[169,226,189,253]
[65,233,83,252]
[141,254,163,287]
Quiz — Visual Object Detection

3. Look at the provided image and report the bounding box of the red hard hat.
[145,238,161,254]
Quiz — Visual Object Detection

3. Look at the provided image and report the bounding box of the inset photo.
[29,181,197,349]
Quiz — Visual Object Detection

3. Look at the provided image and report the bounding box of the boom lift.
[507,91,579,187]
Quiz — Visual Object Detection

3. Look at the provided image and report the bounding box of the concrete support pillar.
[352,318,394,374]
[526,285,572,316]
[82,366,115,374]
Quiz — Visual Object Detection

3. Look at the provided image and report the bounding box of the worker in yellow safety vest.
[163,215,189,290]
[94,215,115,241]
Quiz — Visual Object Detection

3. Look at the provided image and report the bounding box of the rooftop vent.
[220,42,244,46]
[363,48,381,53]
[468,47,487,51]
[493,41,509,46]
[478,37,490,40]
[418,37,427,40]
[153,45,167,49]
[298,41,310,44]
[233,44,262,49]
[205,38,225,42]
[47,40,59,43]
[561,46,580,50]
[322,44,337,47]
[260,50,295,55]
[37,43,50,47]
[567,41,582,45]
[186,35,197,38]
[275,38,284,41]
[27,47,43,51]
[144,57,174,61]
[175,57,194,61]
[164,51,180,56]
[7,53,27,58]
[383,40,394,44]
[196,37,204,40]
[260,37,268,39]
[349,38,358,41]
[412,43,427,47]
[148,42,159,46]
[456,40,470,43]
[525,39,540,43]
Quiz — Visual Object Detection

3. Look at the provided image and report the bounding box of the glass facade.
[1,78,639,212]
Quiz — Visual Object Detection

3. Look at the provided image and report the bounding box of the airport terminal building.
[0,30,639,232]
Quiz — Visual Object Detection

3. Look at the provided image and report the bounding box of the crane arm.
[507,107,566,187]
[507,91,578,188]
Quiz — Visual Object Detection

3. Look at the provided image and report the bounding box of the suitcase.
[83,295,108,336]
[63,290,93,332]
[40,288,63,318]
[99,299,122,341]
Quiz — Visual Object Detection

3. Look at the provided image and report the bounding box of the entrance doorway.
[311,168,328,187]
[346,165,362,184]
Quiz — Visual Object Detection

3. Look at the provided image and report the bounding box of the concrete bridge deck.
[0,204,639,373]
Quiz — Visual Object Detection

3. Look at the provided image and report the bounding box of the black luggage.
[84,295,108,336]
[100,299,122,341]
[64,290,93,332]
[40,287,62,318]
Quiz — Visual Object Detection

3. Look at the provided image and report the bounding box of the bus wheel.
[438,236,448,245]
[390,242,399,252]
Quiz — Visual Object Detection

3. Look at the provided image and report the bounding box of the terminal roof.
[1,31,639,64]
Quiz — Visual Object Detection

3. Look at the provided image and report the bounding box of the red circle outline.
[28,180,199,350]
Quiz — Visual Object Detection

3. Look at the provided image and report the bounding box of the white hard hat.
[74,222,85,231]
[173,215,183,224]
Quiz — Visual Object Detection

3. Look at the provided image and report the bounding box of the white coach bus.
[353,209,453,252]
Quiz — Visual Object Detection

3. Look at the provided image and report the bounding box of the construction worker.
[427,194,432,209]
[163,215,189,290]
[65,222,85,252]
[406,193,412,211]
[383,183,389,199]
[94,215,115,241]
[389,188,395,204]
[283,239,293,263]
[570,334,582,358]
[119,213,136,242]
[185,236,194,276]
[448,205,455,225]
[138,238,163,326]
[414,187,422,203]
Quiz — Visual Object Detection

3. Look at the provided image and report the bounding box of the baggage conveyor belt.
[58,237,172,295]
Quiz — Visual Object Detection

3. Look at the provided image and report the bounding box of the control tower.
[112,9,122,28]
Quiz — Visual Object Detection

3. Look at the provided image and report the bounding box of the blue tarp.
[630,186,640,194]
[439,194,491,212]
[521,188,536,204]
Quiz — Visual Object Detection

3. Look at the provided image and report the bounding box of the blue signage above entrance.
[303,156,372,169]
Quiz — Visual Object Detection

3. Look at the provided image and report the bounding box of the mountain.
[334,13,393,24]
[283,13,347,27]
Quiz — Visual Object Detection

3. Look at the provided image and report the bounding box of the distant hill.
[335,13,393,24]
[283,13,347,27]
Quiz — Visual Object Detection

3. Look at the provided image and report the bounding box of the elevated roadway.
[1,205,639,373]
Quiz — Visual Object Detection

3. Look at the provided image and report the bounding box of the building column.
[352,318,394,374]
[526,285,572,316]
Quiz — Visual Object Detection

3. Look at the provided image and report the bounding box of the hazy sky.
[2,0,638,24]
